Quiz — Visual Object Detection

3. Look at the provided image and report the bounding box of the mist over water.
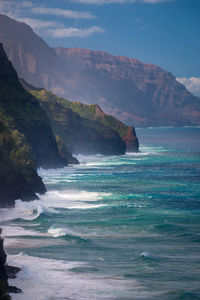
[1,127,200,300]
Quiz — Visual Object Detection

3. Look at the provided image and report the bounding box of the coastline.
[0,229,21,299]
[1,128,200,299]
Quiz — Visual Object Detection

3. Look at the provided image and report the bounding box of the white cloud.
[0,1,96,21]
[0,0,101,38]
[176,77,200,97]
[0,1,33,9]
[32,7,95,19]
[17,17,61,29]
[47,26,105,38]
[71,0,171,4]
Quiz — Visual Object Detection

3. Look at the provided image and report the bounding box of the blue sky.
[0,0,200,95]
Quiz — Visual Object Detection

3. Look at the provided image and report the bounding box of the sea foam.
[7,253,143,300]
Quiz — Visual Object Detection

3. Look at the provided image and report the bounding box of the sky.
[0,0,200,96]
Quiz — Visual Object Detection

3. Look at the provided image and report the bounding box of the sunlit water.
[0,127,200,300]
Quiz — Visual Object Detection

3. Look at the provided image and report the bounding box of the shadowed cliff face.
[24,87,126,155]
[21,82,138,153]
[0,43,67,169]
[0,235,8,298]
[0,44,69,207]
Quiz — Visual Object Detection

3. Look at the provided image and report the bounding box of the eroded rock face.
[123,127,139,152]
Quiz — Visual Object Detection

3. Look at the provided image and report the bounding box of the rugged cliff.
[0,14,199,127]
[26,86,138,152]
[23,86,126,155]
[0,44,69,207]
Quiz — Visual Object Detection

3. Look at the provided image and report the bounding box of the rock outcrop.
[0,230,21,299]
[0,233,9,299]
[43,98,139,152]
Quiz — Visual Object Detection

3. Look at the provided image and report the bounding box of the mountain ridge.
[1,14,199,127]
[55,47,200,127]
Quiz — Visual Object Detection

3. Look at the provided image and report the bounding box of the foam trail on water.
[8,253,145,300]
[0,189,110,225]
[0,200,54,222]
[39,190,110,209]
[47,226,82,238]
[0,225,44,238]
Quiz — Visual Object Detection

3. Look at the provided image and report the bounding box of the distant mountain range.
[0,14,199,127]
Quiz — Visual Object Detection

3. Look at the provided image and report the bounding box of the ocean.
[0,127,200,300]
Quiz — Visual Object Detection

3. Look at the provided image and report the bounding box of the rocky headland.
[21,82,138,153]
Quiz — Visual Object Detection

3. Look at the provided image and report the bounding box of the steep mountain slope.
[1,14,199,127]
[0,44,69,207]
[21,83,126,155]
[25,84,138,152]
[55,48,200,127]
[0,14,71,96]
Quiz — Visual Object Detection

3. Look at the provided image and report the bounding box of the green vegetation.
[29,88,138,152]
[31,89,131,139]
[29,89,126,155]
[0,43,71,206]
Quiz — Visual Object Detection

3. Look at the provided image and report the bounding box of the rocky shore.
[0,229,21,299]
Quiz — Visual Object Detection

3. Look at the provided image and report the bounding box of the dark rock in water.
[0,233,10,299]
[8,286,22,294]
[0,230,22,298]
[5,265,21,279]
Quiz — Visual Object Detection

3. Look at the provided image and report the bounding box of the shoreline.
[0,229,21,299]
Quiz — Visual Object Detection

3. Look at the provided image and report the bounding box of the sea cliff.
[0,43,70,207]
[24,85,138,153]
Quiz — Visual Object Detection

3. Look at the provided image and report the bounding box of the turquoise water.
[0,127,200,300]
